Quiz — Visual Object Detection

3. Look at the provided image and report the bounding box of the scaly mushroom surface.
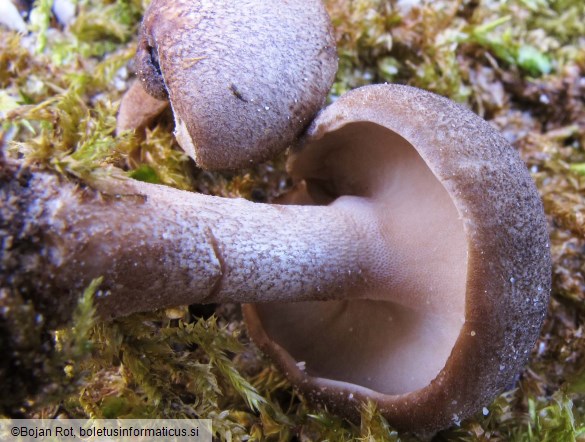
[129,0,338,170]
[1,84,550,434]
[245,84,551,433]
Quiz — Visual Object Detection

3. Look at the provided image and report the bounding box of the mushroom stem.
[1,161,375,321]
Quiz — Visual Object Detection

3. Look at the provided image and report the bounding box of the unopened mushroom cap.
[243,84,551,434]
[135,0,337,170]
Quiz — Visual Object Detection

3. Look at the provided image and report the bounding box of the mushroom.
[126,0,337,170]
[244,84,551,433]
[116,80,169,134]
[1,84,550,434]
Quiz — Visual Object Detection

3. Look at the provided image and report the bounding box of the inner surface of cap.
[254,122,468,395]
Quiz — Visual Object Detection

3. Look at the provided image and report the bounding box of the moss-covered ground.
[1,0,584,440]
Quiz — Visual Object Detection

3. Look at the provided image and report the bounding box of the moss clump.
[1,0,585,440]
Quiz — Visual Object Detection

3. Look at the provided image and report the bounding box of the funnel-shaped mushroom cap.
[135,0,337,170]
[243,84,551,434]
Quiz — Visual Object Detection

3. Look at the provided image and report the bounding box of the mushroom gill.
[250,121,468,394]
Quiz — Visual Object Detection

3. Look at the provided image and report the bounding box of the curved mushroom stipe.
[0,85,550,434]
[243,84,551,434]
[134,0,338,170]
[0,161,383,323]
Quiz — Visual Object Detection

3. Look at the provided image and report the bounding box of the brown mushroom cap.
[243,84,551,434]
[135,0,337,170]
[116,80,169,135]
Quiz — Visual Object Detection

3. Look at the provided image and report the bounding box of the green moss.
[29,0,53,53]
[128,164,161,184]
[1,0,585,440]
